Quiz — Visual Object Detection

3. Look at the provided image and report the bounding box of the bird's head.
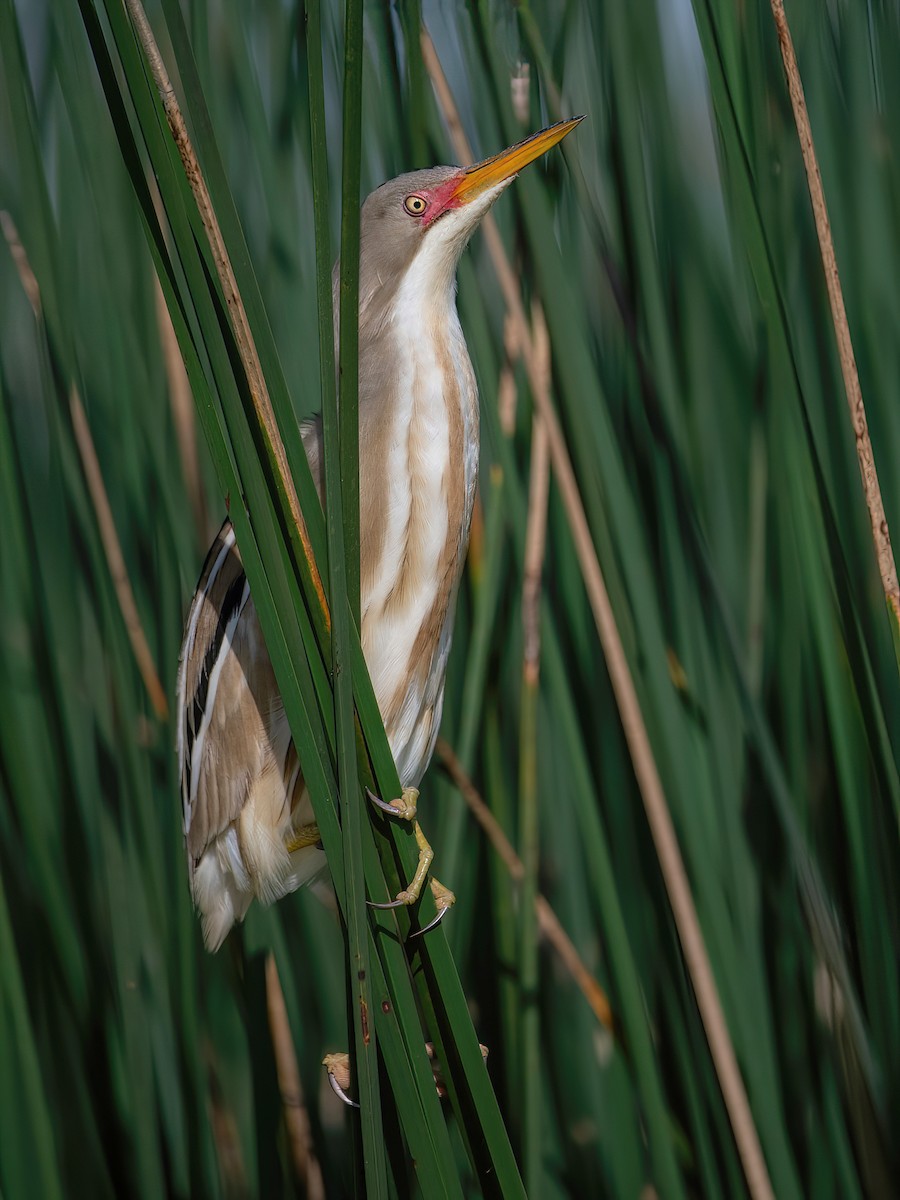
[358,117,582,329]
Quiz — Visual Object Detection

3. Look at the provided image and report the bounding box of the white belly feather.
[361,260,478,786]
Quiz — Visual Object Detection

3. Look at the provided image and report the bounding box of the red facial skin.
[404,118,583,230]
[410,175,467,228]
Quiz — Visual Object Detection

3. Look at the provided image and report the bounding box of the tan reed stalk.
[422,27,776,1200]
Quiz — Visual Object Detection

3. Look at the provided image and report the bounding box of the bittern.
[177,118,581,951]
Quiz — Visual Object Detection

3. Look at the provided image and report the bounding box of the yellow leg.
[366,786,456,929]
[393,820,433,905]
[284,822,321,853]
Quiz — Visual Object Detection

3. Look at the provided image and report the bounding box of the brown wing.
[176,519,283,876]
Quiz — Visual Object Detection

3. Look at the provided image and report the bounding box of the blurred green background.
[1,0,898,1196]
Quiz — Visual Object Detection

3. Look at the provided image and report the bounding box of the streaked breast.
[359,274,478,784]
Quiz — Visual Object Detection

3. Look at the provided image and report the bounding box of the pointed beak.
[448,116,584,206]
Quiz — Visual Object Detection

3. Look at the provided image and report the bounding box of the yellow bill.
[450,116,584,205]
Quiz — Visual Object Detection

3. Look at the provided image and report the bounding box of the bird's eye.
[403,194,428,216]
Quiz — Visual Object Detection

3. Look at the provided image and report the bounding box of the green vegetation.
[0,0,896,1196]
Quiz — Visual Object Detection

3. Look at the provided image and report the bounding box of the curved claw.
[365,785,418,821]
[410,880,456,937]
[326,1071,360,1109]
[367,892,413,910]
[410,903,451,937]
[323,1054,360,1109]
[365,786,400,817]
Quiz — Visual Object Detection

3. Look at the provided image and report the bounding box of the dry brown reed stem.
[497,315,520,436]
[124,0,330,627]
[153,277,208,544]
[0,210,40,311]
[0,211,169,722]
[202,1037,249,1193]
[422,27,775,1200]
[265,955,325,1200]
[522,307,551,684]
[769,0,900,627]
[436,738,614,1033]
[69,386,171,720]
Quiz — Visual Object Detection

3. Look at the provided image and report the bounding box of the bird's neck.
[356,261,478,756]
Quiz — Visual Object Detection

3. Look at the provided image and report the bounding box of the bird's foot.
[323,1053,359,1108]
[323,1043,488,1107]
[377,874,455,936]
[367,818,433,908]
[366,784,418,821]
[415,878,456,936]
[366,801,455,932]
[284,822,322,853]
